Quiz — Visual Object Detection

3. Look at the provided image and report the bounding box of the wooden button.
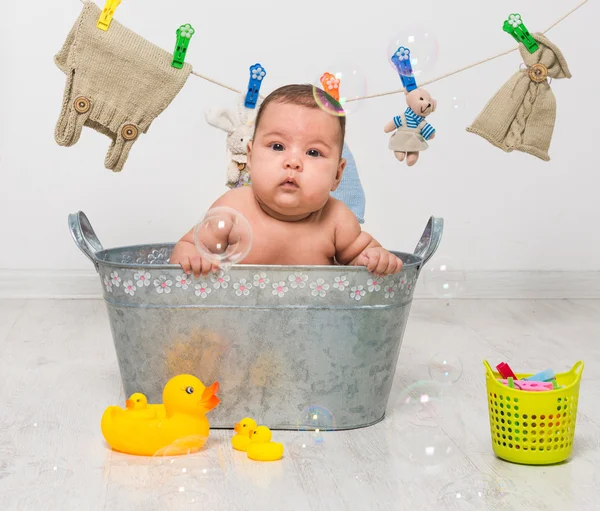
[73,96,90,114]
[237,162,246,170]
[121,124,138,141]
[529,63,548,83]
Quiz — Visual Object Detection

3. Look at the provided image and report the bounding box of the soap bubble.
[451,95,467,112]
[313,62,367,116]
[149,437,225,488]
[438,473,515,508]
[386,381,465,468]
[157,488,220,510]
[386,27,439,78]
[297,405,336,437]
[193,206,253,271]
[289,405,335,459]
[423,257,466,299]
[429,354,463,384]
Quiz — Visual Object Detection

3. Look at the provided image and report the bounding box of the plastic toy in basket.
[484,360,584,465]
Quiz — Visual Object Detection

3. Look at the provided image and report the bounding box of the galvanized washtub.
[69,211,443,430]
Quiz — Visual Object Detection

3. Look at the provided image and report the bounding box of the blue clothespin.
[391,46,417,92]
[245,63,266,109]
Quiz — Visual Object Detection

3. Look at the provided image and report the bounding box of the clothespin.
[320,72,340,101]
[503,14,539,54]
[507,377,515,389]
[245,64,267,109]
[391,46,417,92]
[172,24,195,69]
[496,362,517,380]
[97,0,122,31]
[523,368,555,382]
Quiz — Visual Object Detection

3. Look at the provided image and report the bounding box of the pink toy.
[498,379,553,392]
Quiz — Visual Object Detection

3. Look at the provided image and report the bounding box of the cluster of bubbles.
[312,28,441,118]
[385,380,465,469]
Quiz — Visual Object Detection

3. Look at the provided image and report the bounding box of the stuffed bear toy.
[205,93,264,188]
[384,87,437,166]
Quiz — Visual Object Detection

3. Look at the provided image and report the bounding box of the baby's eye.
[270,143,284,151]
[307,149,322,158]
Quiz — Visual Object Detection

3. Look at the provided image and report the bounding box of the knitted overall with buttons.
[54,3,191,172]
[467,33,571,161]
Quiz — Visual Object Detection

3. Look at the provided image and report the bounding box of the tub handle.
[414,216,444,268]
[68,211,104,272]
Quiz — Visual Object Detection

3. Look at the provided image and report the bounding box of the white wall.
[1,0,598,276]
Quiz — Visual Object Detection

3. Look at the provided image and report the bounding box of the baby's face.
[247,102,345,220]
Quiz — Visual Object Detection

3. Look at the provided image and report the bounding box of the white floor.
[0,298,599,510]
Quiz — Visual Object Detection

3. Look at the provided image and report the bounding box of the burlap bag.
[54,3,192,172]
[467,33,571,161]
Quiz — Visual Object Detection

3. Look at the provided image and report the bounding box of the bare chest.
[242,222,336,266]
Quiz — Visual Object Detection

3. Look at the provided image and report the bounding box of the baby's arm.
[333,202,403,276]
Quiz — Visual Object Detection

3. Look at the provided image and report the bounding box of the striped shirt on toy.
[393,107,436,140]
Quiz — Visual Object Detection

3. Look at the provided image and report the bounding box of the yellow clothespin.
[97,0,122,31]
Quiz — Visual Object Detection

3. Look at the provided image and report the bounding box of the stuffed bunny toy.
[384,87,437,166]
[205,93,264,188]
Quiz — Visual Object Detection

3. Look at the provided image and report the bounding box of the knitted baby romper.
[54,3,192,172]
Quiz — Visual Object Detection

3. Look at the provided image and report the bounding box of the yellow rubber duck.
[101,374,219,456]
[246,425,284,461]
[231,417,257,452]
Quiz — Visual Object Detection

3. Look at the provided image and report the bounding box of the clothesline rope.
[79,0,589,101]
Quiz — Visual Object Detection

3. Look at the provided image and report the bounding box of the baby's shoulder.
[322,196,358,224]
[211,186,254,209]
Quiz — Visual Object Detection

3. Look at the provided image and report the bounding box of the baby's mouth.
[280,177,299,189]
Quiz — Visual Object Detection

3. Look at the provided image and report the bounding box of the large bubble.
[386,27,439,79]
[193,206,252,271]
[313,62,368,116]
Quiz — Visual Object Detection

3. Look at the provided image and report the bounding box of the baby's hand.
[169,240,219,277]
[354,247,403,276]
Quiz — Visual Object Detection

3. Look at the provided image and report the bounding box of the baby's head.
[247,84,347,221]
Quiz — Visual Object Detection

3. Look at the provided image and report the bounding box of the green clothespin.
[551,379,560,390]
[503,14,539,54]
[508,377,515,389]
[172,24,195,69]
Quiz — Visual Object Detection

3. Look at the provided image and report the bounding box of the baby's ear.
[205,107,238,133]
[331,157,347,191]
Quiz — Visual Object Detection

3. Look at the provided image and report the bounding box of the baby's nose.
[284,158,302,171]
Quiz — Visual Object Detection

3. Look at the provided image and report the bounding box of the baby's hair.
[253,84,346,153]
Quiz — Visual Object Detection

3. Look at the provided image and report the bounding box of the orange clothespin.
[97,0,122,31]
[320,72,340,101]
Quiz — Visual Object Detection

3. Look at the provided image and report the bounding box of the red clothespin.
[496,362,517,379]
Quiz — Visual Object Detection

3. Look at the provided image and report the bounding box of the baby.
[170,84,403,277]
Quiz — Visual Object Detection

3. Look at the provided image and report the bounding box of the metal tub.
[68,211,443,430]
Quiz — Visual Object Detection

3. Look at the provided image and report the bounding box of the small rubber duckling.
[123,393,159,420]
[246,425,284,462]
[231,417,257,452]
